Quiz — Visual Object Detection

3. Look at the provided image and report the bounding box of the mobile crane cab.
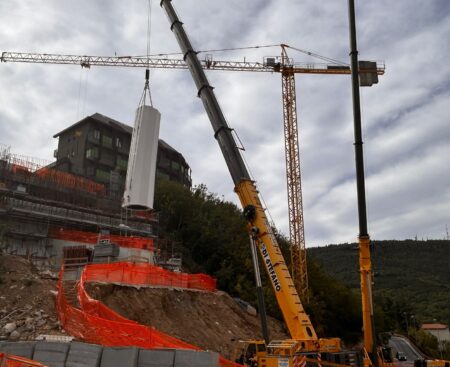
[232,340,267,366]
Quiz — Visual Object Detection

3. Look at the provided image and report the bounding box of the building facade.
[53,113,192,198]
[422,323,450,342]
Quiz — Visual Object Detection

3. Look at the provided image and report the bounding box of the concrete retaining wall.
[0,341,219,367]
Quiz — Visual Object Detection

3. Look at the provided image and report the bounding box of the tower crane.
[1,50,384,302]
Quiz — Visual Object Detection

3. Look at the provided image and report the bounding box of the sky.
[0,0,449,246]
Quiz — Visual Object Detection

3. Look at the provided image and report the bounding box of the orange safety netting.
[10,164,31,175]
[82,262,217,292]
[56,266,241,367]
[0,353,48,367]
[49,228,154,251]
[57,266,199,350]
[35,167,106,196]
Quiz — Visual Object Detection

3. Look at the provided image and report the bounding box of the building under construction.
[0,113,191,269]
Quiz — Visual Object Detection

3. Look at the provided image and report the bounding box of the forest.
[308,240,450,327]
[154,180,450,357]
[155,180,367,345]
[309,239,450,359]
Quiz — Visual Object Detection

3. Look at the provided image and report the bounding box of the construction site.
[1,1,449,367]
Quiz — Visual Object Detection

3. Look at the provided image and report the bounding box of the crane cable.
[139,0,153,107]
[133,43,348,66]
[133,44,280,58]
[283,45,348,66]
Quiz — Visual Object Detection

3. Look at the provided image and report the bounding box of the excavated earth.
[86,283,289,359]
[0,254,63,341]
[0,254,288,359]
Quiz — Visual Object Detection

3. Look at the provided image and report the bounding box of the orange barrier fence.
[49,228,154,251]
[56,266,241,367]
[57,267,198,350]
[82,262,217,292]
[0,353,48,367]
[78,269,133,323]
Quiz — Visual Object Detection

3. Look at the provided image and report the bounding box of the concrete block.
[0,341,36,359]
[33,341,70,367]
[174,350,219,367]
[100,347,139,367]
[66,342,103,367]
[138,348,175,367]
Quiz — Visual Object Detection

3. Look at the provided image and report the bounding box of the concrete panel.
[0,341,36,359]
[33,341,70,367]
[138,348,175,367]
[174,350,219,367]
[100,347,139,367]
[66,342,103,367]
[123,105,161,210]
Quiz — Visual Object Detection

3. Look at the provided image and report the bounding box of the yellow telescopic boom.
[159,0,337,351]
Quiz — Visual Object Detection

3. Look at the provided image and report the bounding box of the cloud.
[0,0,449,246]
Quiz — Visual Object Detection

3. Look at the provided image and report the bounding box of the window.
[171,161,180,171]
[95,169,110,182]
[117,156,128,170]
[93,130,100,140]
[159,155,170,168]
[102,135,113,148]
[100,150,115,167]
[115,137,122,148]
[86,147,99,159]
[156,171,170,181]
[86,167,95,176]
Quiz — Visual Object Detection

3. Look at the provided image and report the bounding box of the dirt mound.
[86,283,289,359]
[0,254,62,341]
[0,254,289,359]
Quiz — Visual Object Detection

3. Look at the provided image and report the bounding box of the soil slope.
[0,254,288,359]
[86,283,289,359]
[0,254,61,340]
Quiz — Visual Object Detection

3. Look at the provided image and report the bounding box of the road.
[389,335,424,365]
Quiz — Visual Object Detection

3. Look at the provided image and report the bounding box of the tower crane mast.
[280,44,308,300]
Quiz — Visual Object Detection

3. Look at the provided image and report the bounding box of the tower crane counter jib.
[159,0,342,362]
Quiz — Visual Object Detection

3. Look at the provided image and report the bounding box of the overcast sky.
[0,0,449,246]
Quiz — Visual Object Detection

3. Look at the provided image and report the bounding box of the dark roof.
[53,112,188,165]
[158,139,177,153]
[53,113,132,138]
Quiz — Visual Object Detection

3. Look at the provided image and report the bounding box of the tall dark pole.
[348,0,368,237]
[347,0,378,365]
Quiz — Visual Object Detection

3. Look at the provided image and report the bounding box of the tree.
[154,180,364,344]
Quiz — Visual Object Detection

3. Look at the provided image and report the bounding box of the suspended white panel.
[123,105,161,210]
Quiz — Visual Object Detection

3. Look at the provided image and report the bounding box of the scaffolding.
[0,145,158,269]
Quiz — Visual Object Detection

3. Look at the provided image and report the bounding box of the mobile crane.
[159,1,359,366]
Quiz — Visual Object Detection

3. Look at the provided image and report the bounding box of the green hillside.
[308,240,450,328]
[154,179,449,341]
[154,180,364,343]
